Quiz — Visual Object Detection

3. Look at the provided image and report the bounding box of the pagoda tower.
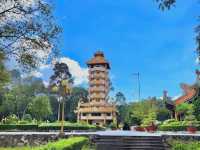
[76,51,117,126]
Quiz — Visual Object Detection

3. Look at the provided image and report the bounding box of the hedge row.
[0,137,88,150]
[0,124,38,130]
[0,123,102,131]
[158,125,200,131]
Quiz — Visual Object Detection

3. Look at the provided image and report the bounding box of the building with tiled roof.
[165,70,200,118]
[75,51,117,126]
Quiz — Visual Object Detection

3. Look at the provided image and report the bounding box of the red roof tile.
[175,83,197,105]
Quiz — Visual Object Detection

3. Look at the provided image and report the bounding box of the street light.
[133,72,141,101]
[60,80,72,136]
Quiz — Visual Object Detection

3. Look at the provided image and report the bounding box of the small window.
[106,113,111,116]
[91,113,101,116]
[82,113,87,116]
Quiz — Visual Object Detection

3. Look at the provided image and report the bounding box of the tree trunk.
[58,102,60,121]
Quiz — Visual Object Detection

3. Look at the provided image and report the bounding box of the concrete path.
[1,130,200,137]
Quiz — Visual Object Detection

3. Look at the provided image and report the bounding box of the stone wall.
[0,133,64,147]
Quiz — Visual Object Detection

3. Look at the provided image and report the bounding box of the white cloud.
[43,80,49,88]
[39,64,51,70]
[30,70,43,78]
[172,94,181,100]
[59,57,88,85]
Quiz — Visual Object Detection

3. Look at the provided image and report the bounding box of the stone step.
[97,145,166,150]
[94,136,167,150]
[95,139,162,143]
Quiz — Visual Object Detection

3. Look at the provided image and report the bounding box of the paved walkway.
[1,130,200,137]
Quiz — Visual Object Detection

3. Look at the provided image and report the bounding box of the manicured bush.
[3,115,19,124]
[40,137,88,150]
[0,122,103,131]
[38,122,100,131]
[0,137,88,150]
[0,124,38,130]
[158,125,188,131]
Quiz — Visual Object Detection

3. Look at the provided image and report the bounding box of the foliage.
[0,74,48,120]
[108,122,117,129]
[3,114,19,124]
[29,95,52,120]
[193,97,200,121]
[22,114,32,122]
[176,103,194,121]
[176,103,193,114]
[142,112,157,126]
[0,52,9,89]
[115,92,126,106]
[114,92,129,124]
[38,122,100,131]
[65,87,88,121]
[0,124,38,131]
[0,0,61,70]
[50,62,73,94]
[159,125,188,131]
[157,108,171,121]
[156,0,176,10]
[0,137,88,150]
[170,140,200,150]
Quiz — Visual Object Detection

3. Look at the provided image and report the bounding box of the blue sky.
[40,0,200,101]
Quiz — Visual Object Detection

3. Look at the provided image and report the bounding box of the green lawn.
[0,137,89,150]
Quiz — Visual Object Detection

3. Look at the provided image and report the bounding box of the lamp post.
[133,72,141,101]
[60,80,71,136]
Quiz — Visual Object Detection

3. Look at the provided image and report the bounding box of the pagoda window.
[82,113,87,116]
[106,113,111,116]
[91,113,101,116]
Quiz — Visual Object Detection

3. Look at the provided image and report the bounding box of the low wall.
[0,133,62,147]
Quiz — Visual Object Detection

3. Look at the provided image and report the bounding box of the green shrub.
[38,122,100,131]
[108,122,117,129]
[23,114,32,122]
[142,112,157,126]
[0,124,38,130]
[171,140,200,150]
[4,115,19,124]
[0,137,88,150]
[17,120,30,125]
[159,125,188,131]
[41,137,88,150]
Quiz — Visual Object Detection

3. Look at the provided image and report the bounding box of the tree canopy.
[0,0,61,70]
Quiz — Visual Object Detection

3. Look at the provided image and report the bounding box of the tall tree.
[0,0,61,70]
[0,52,9,89]
[29,95,52,120]
[49,62,73,121]
[114,92,128,124]
[65,87,88,121]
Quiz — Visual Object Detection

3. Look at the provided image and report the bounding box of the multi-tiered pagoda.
[76,51,117,126]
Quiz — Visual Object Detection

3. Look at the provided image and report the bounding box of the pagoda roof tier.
[87,51,110,69]
[175,83,198,105]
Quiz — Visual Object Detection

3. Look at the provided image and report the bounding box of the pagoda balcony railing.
[89,88,107,92]
[80,116,113,120]
[90,94,106,99]
[89,74,108,79]
[89,67,108,72]
[90,80,106,85]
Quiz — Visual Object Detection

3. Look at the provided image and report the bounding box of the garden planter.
[145,125,157,132]
[187,127,197,134]
[134,126,145,132]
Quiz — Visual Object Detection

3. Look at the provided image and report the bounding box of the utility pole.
[133,72,141,101]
